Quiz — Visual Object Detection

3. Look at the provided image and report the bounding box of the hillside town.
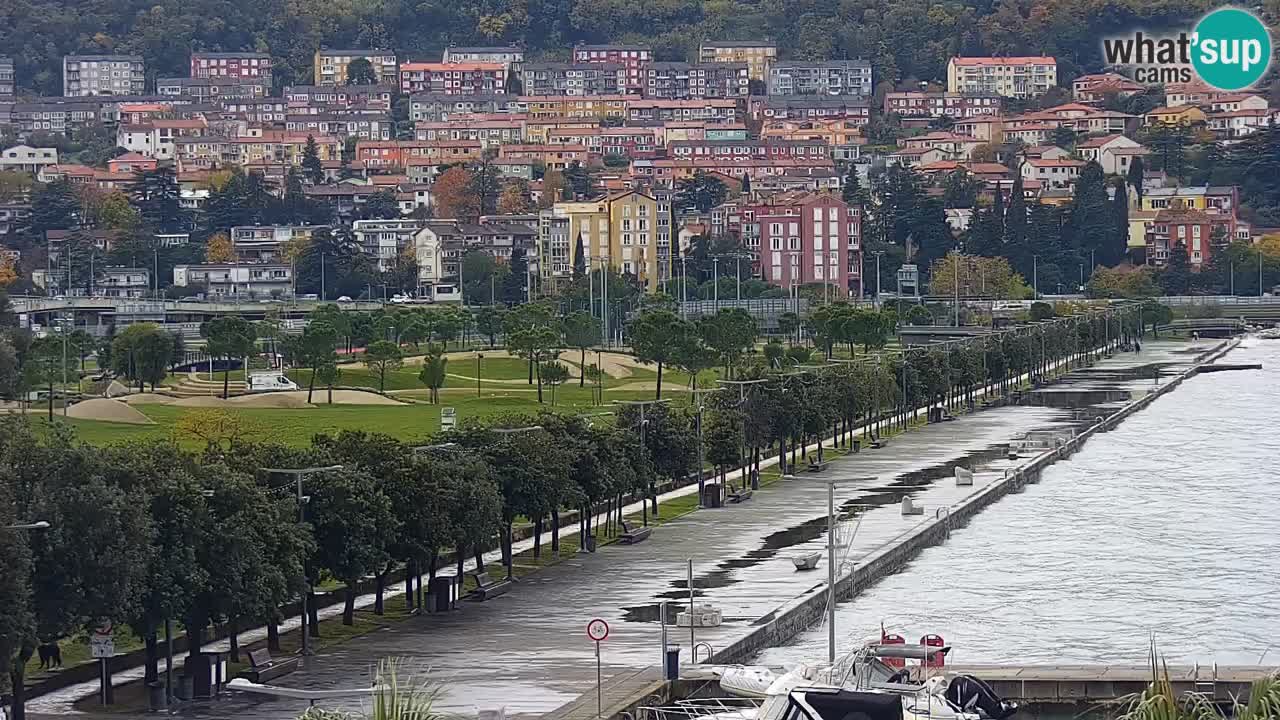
[0,46,1273,303]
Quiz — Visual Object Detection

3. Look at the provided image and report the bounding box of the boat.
[1259,327,1280,340]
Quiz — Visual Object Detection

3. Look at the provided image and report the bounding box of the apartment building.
[353,219,426,272]
[642,62,749,99]
[883,91,1001,119]
[698,40,776,82]
[63,55,146,96]
[174,263,293,298]
[399,62,506,94]
[313,49,398,86]
[190,52,272,83]
[521,63,625,96]
[753,191,861,296]
[946,56,1057,99]
[0,56,13,99]
[157,76,268,100]
[284,113,393,140]
[627,98,739,124]
[540,190,665,291]
[408,92,517,122]
[230,225,330,263]
[116,118,208,160]
[572,45,651,94]
[749,96,872,124]
[284,84,396,108]
[443,46,525,69]
[0,145,58,174]
[767,60,872,97]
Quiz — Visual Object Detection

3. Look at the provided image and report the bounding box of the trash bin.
[428,576,454,612]
[584,535,597,553]
[749,469,760,490]
[147,681,167,711]
[186,652,228,698]
[177,675,194,701]
[851,439,862,453]
[664,647,680,680]
[702,483,722,509]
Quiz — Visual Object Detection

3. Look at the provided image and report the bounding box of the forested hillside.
[0,0,1229,95]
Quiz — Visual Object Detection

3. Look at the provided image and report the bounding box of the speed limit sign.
[586,618,609,642]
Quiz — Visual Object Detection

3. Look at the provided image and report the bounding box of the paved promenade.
[30,340,1217,720]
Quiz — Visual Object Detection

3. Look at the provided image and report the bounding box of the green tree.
[361,190,400,220]
[110,323,174,391]
[561,311,599,387]
[129,166,185,233]
[698,308,757,379]
[1127,155,1146,200]
[1159,242,1193,295]
[363,340,403,393]
[628,309,688,399]
[417,343,447,404]
[345,57,378,85]
[941,168,982,209]
[302,135,324,185]
[308,467,396,625]
[675,172,729,213]
[539,360,570,405]
[201,316,257,398]
[842,166,868,206]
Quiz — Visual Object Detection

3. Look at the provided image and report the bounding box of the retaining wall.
[708,339,1239,665]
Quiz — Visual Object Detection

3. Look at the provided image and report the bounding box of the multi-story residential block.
[218,97,290,123]
[749,96,872,124]
[415,219,538,287]
[190,52,272,83]
[883,91,1001,119]
[546,126,659,158]
[356,139,484,170]
[767,60,872,97]
[0,56,14,98]
[753,191,861,296]
[946,56,1057,99]
[699,40,776,82]
[174,130,340,171]
[667,139,829,162]
[520,95,629,121]
[443,46,524,70]
[284,84,396,108]
[63,55,146,96]
[539,191,665,291]
[157,76,268,100]
[284,113,393,140]
[95,267,151,298]
[760,119,864,149]
[117,118,208,161]
[497,143,591,171]
[230,225,330,263]
[408,92,518,122]
[399,62,506,94]
[642,62,749,99]
[314,49,398,86]
[627,98,739,124]
[572,45,651,94]
[521,63,624,96]
[633,156,834,183]
[174,263,293,297]
[11,101,102,135]
[414,117,525,146]
[353,219,425,271]
[0,146,58,174]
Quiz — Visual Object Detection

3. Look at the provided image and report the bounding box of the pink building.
[572,45,651,94]
[190,52,272,82]
[752,191,862,296]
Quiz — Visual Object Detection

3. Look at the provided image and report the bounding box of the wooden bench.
[468,571,512,601]
[870,436,891,449]
[620,520,652,544]
[808,460,829,473]
[245,648,299,683]
[728,488,753,503]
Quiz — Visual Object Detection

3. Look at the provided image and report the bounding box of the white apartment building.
[947,56,1057,99]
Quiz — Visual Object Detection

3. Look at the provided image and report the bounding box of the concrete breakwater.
[706,339,1239,667]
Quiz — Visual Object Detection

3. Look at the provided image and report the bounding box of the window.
[813,207,823,221]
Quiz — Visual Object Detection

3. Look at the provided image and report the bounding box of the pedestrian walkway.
[28,340,1212,720]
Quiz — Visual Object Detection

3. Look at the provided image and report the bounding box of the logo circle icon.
[586,618,609,642]
[1192,8,1271,91]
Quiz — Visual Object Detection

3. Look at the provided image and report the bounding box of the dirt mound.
[66,399,155,425]
[121,393,178,405]
[228,393,314,409]
[170,396,232,408]
[105,380,132,398]
[311,389,404,405]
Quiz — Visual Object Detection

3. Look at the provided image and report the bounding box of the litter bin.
[584,535,597,552]
[664,647,680,680]
[852,438,862,453]
[186,652,228,698]
[428,576,454,612]
[176,675,194,701]
[701,483,722,509]
[147,681,166,711]
[749,469,760,490]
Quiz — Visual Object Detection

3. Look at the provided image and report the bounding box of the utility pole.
[712,257,720,310]
[1033,255,1039,300]
[872,250,884,308]
[257,465,343,656]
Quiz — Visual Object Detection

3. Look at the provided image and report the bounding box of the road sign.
[441,407,457,431]
[90,621,114,659]
[586,618,609,642]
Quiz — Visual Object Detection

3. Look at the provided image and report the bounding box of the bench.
[620,520,652,544]
[728,488,753,503]
[808,460,829,473]
[245,648,299,683]
[870,436,891,449]
[468,571,512,601]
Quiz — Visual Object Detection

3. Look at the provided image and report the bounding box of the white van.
[248,372,300,392]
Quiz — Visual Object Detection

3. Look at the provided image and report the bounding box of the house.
[230,225,330,263]
[95,267,151,298]
[0,145,58,174]
[1144,105,1208,126]
[1207,109,1275,139]
[1076,134,1148,175]
[900,132,980,160]
[889,147,946,168]
[1020,158,1084,188]
[1023,144,1072,161]
[946,56,1057,99]
[1072,72,1144,104]
[107,152,158,174]
[537,191,667,290]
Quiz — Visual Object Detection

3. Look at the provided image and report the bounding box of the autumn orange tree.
[206,232,235,263]
[497,180,534,215]
[434,166,479,220]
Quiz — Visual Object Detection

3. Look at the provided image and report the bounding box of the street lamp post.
[258,465,343,656]
[476,353,483,398]
[872,250,884,308]
[1032,255,1039,300]
[712,257,720,310]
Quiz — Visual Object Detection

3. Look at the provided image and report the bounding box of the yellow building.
[313,49,398,86]
[699,40,777,82]
[1142,105,1208,126]
[946,56,1057,99]
[538,191,665,293]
